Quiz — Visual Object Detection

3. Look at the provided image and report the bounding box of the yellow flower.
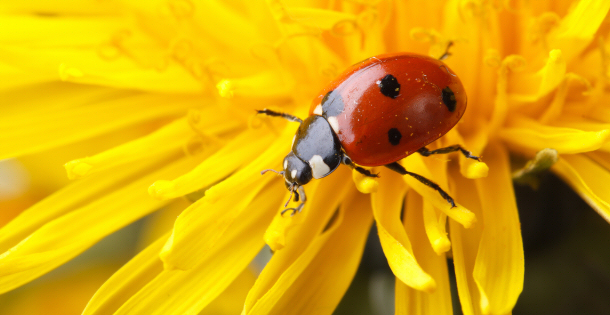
[1,0,609,314]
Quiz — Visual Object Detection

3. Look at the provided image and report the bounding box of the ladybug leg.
[438,41,454,61]
[342,155,379,178]
[384,162,456,208]
[257,109,303,124]
[417,145,481,161]
[281,185,307,216]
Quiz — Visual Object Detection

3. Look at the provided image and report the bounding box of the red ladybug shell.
[308,53,467,166]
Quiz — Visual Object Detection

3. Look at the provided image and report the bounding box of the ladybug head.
[282,152,313,187]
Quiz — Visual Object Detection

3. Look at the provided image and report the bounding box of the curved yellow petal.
[510,50,565,102]
[0,157,198,294]
[402,154,477,228]
[422,200,451,255]
[553,154,610,223]
[244,190,372,315]
[111,181,282,315]
[473,142,524,314]
[449,165,485,315]
[244,167,353,312]
[159,126,295,270]
[0,91,199,159]
[549,0,610,62]
[396,191,452,315]
[149,128,273,200]
[500,115,610,155]
[65,118,195,179]
[83,234,167,315]
[0,154,171,254]
[373,172,435,293]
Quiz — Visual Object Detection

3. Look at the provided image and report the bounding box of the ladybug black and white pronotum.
[259,47,480,215]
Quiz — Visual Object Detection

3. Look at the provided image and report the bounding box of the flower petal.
[244,167,354,312]
[159,125,294,270]
[373,171,435,292]
[449,163,484,315]
[549,0,610,62]
[473,142,524,314]
[244,190,373,315]
[402,154,477,228]
[500,115,610,155]
[422,200,451,255]
[83,234,167,315]
[0,157,198,293]
[109,181,282,315]
[0,90,199,158]
[149,128,274,200]
[395,191,452,315]
[0,153,178,254]
[64,118,195,179]
[552,153,610,223]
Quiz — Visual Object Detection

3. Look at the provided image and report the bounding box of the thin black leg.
[417,145,480,161]
[281,185,307,216]
[342,155,378,178]
[384,162,456,208]
[257,109,303,124]
[438,41,453,61]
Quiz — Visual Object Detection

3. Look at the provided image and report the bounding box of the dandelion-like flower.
[1,0,610,314]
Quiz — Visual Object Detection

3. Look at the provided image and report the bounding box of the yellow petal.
[0,90,199,158]
[402,154,477,228]
[244,190,373,315]
[510,50,564,102]
[286,7,357,30]
[552,154,610,223]
[0,153,180,254]
[65,118,195,179]
[473,142,524,314]
[149,128,273,200]
[160,125,294,269]
[110,181,283,315]
[0,157,198,294]
[500,115,610,155]
[449,165,484,315]
[422,200,451,255]
[351,167,379,194]
[160,175,272,270]
[245,167,354,311]
[373,172,435,293]
[395,191,452,315]
[549,0,610,62]
[83,234,167,315]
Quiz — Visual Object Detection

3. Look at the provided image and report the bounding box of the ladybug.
[259,46,480,215]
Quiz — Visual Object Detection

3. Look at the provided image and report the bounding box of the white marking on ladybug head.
[309,155,330,179]
[313,104,323,115]
[327,116,340,134]
[291,169,297,179]
[284,159,288,169]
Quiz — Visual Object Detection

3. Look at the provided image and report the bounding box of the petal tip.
[465,161,489,179]
[64,159,92,179]
[148,180,176,199]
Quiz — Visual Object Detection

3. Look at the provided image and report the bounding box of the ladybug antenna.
[261,169,285,176]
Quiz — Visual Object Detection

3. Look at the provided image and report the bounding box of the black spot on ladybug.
[442,86,456,112]
[321,90,345,117]
[378,74,400,99]
[388,128,402,146]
